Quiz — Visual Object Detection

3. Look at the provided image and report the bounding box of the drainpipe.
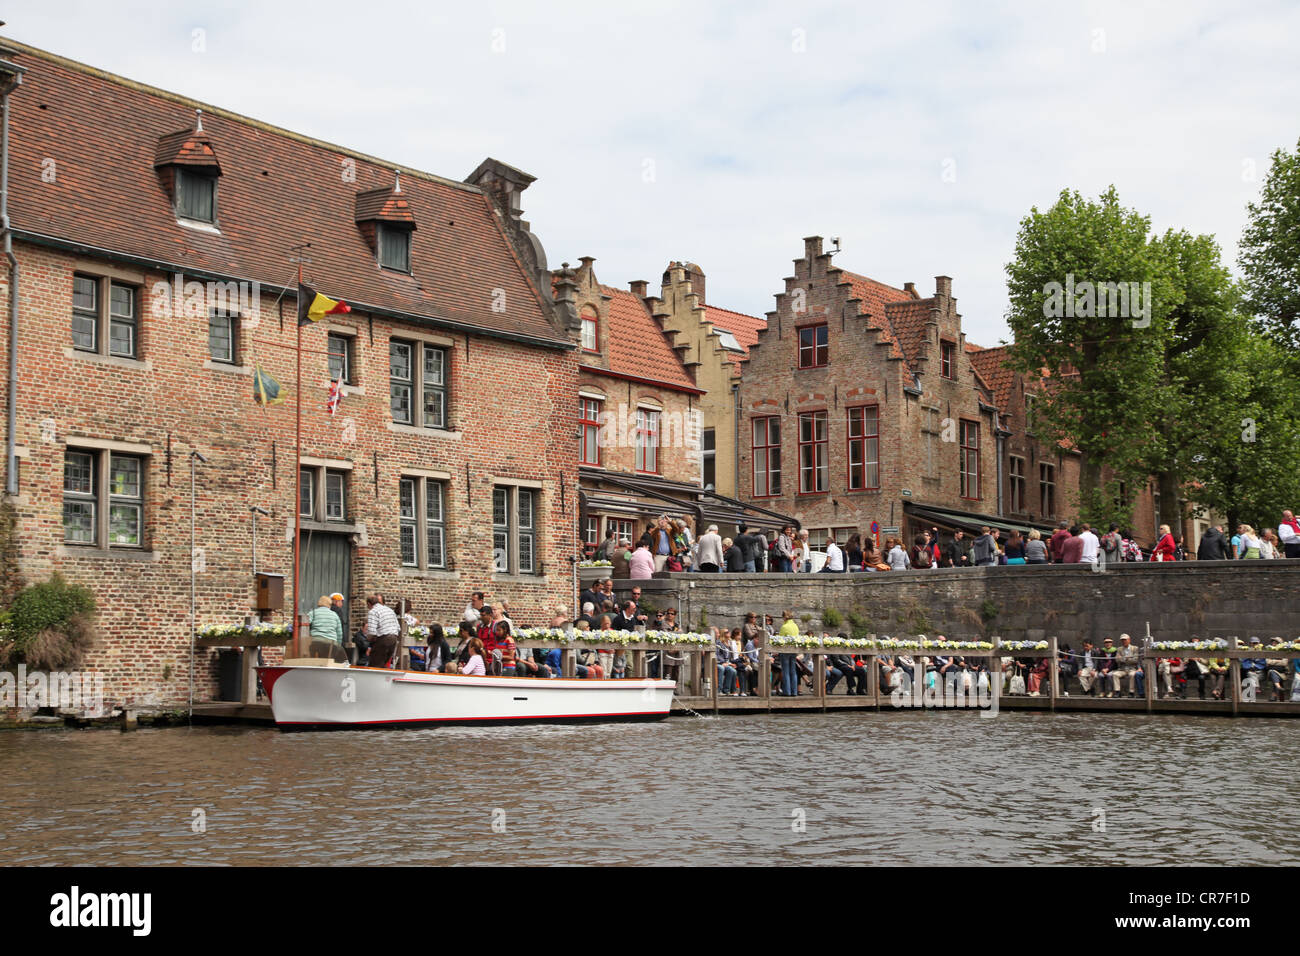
[0,56,25,497]
[731,383,740,501]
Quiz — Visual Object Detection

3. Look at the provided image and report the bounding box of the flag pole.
[292,253,304,660]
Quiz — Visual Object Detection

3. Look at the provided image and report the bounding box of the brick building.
[654,262,766,501]
[738,236,1002,549]
[558,257,703,550]
[0,40,581,708]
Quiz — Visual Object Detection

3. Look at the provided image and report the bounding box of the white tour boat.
[257,662,676,729]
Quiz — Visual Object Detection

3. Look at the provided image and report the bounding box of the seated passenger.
[462,637,487,676]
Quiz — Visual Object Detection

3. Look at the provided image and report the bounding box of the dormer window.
[176,168,216,223]
[378,223,411,273]
[155,111,222,230]
[356,174,417,275]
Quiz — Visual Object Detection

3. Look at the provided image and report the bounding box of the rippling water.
[1,712,1296,866]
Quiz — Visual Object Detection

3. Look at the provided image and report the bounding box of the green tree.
[1182,330,1300,531]
[1143,229,1241,532]
[1004,187,1172,526]
[1239,137,1300,350]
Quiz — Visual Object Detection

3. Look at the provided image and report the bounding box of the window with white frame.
[579,397,603,466]
[635,407,659,474]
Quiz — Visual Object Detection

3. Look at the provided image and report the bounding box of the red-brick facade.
[0,42,581,708]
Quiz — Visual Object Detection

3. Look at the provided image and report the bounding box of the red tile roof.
[154,127,221,170]
[839,270,914,362]
[967,345,1016,410]
[594,285,699,392]
[355,185,417,225]
[6,40,565,346]
[703,303,766,375]
[883,298,937,370]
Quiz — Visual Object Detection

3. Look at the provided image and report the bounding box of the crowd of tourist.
[305,586,1300,707]
[586,509,1300,577]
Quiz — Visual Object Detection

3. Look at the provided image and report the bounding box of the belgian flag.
[297,283,351,326]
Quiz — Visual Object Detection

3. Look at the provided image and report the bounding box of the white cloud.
[6,0,1297,344]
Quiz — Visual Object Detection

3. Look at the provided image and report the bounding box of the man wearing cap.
[1110,633,1141,697]
[1095,636,1119,697]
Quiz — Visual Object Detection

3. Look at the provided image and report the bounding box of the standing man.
[364,594,401,668]
[943,530,970,568]
[652,516,674,573]
[579,580,603,614]
[1060,526,1085,564]
[1048,521,1070,563]
[695,524,725,573]
[972,526,997,567]
[1079,523,1101,566]
[735,523,758,573]
[463,591,486,624]
[1279,510,1300,559]
[1198,525,1229,561]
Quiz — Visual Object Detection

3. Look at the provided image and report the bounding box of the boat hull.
[256,665,676,729]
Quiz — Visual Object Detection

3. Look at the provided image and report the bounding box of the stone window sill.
[387,422,461,440]
[399,568,461,581]
[491,573,549,585]
[204,360,252,376]
[63,348,152,372]
[57,545,161,562]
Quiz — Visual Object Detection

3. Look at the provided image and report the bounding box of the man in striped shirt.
[365,594,401,668]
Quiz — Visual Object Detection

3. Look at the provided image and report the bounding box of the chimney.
[903,281,917,297]
[552,263,580,333]
[804,236,823,260]
[682,262,705,305]
[629,279,648,298]
[935,275,952,298]
[576,256,596,284]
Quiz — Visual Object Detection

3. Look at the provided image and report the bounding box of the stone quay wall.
[611,561,1300,645]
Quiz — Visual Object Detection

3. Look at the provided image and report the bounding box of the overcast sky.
[7,0,1297,345]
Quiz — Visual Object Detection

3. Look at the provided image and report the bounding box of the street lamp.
[189,449,208,722]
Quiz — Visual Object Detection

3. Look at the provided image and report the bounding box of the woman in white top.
[885,536,911,570]
[461,637,487,676]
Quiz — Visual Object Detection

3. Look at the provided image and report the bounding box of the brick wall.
[0,241,579,709]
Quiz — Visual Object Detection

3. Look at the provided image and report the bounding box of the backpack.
[1102,532,1120,555]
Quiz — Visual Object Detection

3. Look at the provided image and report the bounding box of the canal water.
[1,712,1296,866]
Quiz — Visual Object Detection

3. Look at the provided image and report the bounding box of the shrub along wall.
[618,561,1300,645]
